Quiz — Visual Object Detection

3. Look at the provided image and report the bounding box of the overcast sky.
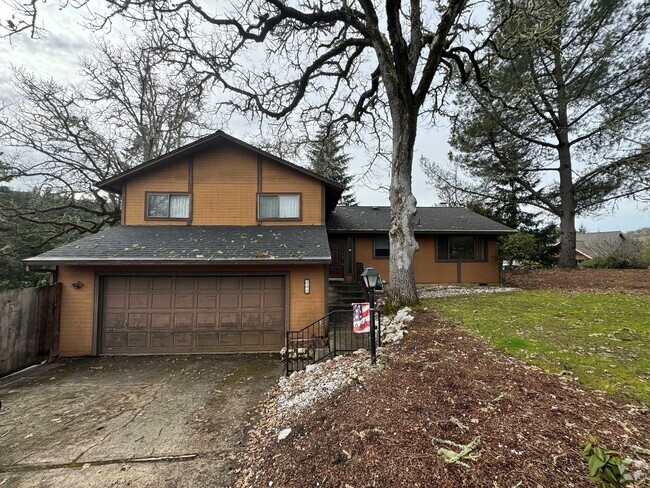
[1,3,647,232]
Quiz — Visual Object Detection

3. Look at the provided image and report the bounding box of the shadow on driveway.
[0,355,282,487]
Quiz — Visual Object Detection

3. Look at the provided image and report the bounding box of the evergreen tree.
[308,127,357,206]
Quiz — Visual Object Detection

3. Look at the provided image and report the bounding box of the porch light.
[360,267,379,290]
[304,278,310,294]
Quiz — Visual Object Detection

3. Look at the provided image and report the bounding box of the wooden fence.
[0,284,61,377]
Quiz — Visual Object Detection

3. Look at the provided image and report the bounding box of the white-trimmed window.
[146,193,190,219]
[258,194,301,220]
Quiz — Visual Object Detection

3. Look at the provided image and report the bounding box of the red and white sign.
[352,302,371,334]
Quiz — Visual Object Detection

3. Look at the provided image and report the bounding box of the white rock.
[277,428,291,441]
[305,364,317,374]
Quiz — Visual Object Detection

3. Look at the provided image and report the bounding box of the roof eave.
[326,228,517,234]
[23,256,332,266]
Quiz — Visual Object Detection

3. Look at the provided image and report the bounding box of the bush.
[581,435,633,487]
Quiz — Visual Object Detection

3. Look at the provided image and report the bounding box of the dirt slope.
[238,313,649,487]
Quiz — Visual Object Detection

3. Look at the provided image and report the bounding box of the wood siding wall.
[355,235,500,284]
[56,264,326,357]
[122,141,324,226]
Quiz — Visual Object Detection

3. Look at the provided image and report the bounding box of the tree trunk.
[387,109,419,306]
[557,142,577,268]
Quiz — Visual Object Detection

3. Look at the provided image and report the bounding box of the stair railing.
[285,308,381,376]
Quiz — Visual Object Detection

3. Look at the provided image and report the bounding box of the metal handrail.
[285,308,381,375]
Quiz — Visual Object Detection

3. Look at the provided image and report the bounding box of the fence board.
[0,284,61,377]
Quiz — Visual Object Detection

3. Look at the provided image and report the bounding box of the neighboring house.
[25,131,514,357]
[575,231,626,262]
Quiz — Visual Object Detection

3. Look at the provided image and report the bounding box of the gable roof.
[576,231,625,259]
[24,225,331,266]
[96,131,345,212]
[326,206,516,234]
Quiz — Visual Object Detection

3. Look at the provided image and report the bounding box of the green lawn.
[424,291,650,405]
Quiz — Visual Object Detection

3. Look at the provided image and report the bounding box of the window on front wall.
[146,193,190,219]
[258,194,300,220]
[437,236,487,261]
[373,235,390,258]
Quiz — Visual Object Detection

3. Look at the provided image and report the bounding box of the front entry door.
[329,236,346,279]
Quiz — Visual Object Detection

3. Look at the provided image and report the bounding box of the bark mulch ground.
[239,313,649,487]
[505,268,650,294]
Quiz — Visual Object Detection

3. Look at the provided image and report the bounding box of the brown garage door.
[100,275,285,354]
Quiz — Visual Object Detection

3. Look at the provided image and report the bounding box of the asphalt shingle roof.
[25,225,331,265]
[576,231,625,259]
[326,206,516,234]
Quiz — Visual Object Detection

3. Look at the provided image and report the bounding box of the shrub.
[581,435,633,487]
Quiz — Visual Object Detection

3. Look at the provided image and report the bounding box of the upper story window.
[258,194,301,220]
[437,236,487,261]
[373,235,390,258]
[146,193,190,220]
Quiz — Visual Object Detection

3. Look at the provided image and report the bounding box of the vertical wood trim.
[120,182,127,225]
[188,156,194,226]
[321,182,326,225]
[457,261,462,283]
[91,273,101,356]
[257,156,263,224]
[324,265,329,315]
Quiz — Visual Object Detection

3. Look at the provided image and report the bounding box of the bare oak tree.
[0,32,210,247]
[6,0,494,305]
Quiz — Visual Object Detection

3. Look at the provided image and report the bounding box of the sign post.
[360,267,380,365]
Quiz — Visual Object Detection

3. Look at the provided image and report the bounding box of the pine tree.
[308,127,357,206]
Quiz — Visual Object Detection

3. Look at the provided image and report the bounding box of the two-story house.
[25,131,514,357]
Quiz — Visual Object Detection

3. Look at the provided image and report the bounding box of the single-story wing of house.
[25,131,514,357]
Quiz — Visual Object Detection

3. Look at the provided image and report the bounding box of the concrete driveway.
[0,355,282,487]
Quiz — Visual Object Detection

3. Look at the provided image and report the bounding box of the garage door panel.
[175,277,196,290]
[197,312,217,328]
[174,294,195,309]
[152,294,172,308]
[220,277,240,290]
[196,332,217,347]
[242,276,263,289]
[219,331,239,347]
[242,331,262,347]
[151,313,172,329]
[127,333,148,348]
[173,332,193,348]
[173,313,194,329]
[265,276,283,289]
[198,277,218,290]
[127,313,148,329]
[242,293,262,308]
[219,312,239,327]
[242,312,261,327]
[151,333,172,348]
[105,293,127,309]
[197,295,217,308]
[264,311,284,328]
[264,331,284,347]
[101,275,285,354]
[129,277,150,290]
[104,332,128,348]
[128,294,149,309]
[219,293,239,308]
[264,293,284,308]
[152,276,173,290]
[104,313,126,329]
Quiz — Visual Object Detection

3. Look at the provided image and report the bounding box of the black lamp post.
[360,267,379,365]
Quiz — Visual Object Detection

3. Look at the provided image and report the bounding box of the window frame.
[435,235,489,262]
[144,191,191,221]
[256,193,302,221]
[373,234,390,259]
